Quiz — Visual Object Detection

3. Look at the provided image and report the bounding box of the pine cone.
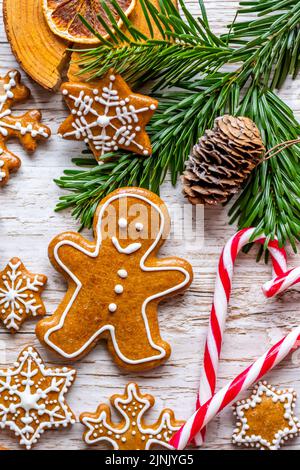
[182,115,265,205]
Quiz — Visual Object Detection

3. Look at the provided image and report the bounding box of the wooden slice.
[3,0,177,91]
[3,0,71,91]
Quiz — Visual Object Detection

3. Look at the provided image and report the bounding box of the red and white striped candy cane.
[263,266,300,298]
[171,325,300,450]
[195,228,287,445]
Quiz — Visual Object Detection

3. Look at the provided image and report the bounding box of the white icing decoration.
[108,303,117,313]
[44,192,191,364]
[135,222,143,232]
[112,237,142,255]
[117,269,128,279]
[232,382,300,450]
[0,71,49,140]
[81,383,181,449]
[0,159,5,182]
[0,346,76,450]
[114,284,123,294]
[60,75,157,156]
[0,260,45,331]
[118,218,128,229]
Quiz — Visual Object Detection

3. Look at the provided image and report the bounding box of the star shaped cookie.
[0,258,47,332]
[0,346,76,449]
[80,383,184,450]
[58,74,158,160]
[232,381,300,450]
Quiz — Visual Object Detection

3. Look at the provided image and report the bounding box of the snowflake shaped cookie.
[80,383,184,450]
[0,70,51,186]
[0,346,76,449]
[58,74,158,160]
[232,381,300,450]
[0,258,47,332]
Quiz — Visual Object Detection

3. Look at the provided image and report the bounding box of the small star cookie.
[80,383,185,450]
[0,258,47,332]
[0,70,51,186]
[58,74,158,160]
[232,381,300,450]
[0,346,76,449]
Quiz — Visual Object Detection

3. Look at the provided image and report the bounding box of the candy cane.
[263,266,300,298]
[171,325,300,450]
[195,228,287,445]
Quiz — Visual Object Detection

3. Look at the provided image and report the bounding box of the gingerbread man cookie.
[36,187,193,371]
[0,70,51,186]
[0,258,47,332]
[80,383,185,450]
[0,346,76,450]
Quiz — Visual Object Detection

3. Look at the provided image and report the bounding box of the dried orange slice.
[43,0,136,44]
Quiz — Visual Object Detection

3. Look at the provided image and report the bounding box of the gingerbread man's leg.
[37,286,113,358]
[107,301,171,371]
[37,237,110,359]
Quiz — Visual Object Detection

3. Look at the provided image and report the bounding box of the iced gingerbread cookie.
[0,70,51,186]
[0,346,76,450]
[232,381,300,450]
[0,257,47,332]
[80,382,185,450]
[58,74,158,161]
[36,187,193,371]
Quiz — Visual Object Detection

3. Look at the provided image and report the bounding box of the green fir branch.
[76,0,232,88]
[230,87,300,251]
[226,0,300,89]
[55,0,300,250]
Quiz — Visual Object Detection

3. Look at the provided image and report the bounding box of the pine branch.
[55,153,149,229]
[226,0,300,89]
[230,86,300,251]
[76,0,232,88]
[55,71,248,228]
[55,0,300,250]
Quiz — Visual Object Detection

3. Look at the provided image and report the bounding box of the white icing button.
[108,303,117,313]
[135,223,143,232]
[114,284,123,294]
[118,218,127,229]
[118,269,128,279]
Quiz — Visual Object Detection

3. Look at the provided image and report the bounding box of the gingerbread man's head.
[94,187,171,259]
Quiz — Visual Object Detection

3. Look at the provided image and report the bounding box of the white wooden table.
[1,0,300,451]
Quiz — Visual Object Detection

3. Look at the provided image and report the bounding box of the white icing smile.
[112,236,141,255]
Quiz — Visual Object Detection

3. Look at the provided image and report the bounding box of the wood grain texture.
[3,0,177,89]
[3,0,70,90]
[1,0,300,451]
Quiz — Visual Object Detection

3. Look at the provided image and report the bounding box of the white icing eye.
[135,223,143,232]
[117,269,128,279]
[118,218,127,229]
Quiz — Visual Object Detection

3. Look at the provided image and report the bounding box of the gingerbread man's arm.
[143,257,193,299]
[48,232,96,279]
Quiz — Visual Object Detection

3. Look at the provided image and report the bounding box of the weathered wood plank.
[1,0,300,451]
